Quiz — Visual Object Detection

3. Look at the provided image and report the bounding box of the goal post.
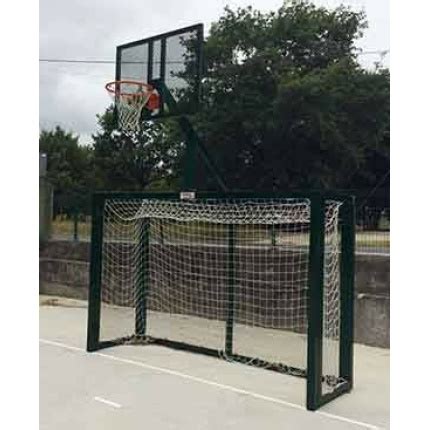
[86,191,355,410]
[306,194,355,409]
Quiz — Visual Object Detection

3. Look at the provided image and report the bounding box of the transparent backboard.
[116,24,203,122]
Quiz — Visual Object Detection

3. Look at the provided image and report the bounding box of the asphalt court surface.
[40,297,389,429]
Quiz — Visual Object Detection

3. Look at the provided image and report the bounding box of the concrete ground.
[40,296,389,430]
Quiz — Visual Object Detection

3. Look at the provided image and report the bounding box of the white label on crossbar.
[180,191,196,200]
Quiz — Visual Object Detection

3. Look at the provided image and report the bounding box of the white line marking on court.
[94,396,122,408]
[40,338,384,430]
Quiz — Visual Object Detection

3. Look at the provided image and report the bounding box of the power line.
[40,59,114,64]
[357,50,389,56]
[39,59,183,65]
[39,49,390,65]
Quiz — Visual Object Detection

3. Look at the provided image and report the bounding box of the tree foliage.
[188,1,389,191]
[91,107,182,191]
[39,126,92,192]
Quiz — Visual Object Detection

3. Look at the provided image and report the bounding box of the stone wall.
[39,240,389,348]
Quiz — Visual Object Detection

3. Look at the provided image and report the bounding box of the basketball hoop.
[105,80,160,132]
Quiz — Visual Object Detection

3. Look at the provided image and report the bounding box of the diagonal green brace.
[178,116,228,192]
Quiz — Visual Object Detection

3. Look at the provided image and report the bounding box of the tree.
[39,126,94,214]
[91,107,181,191]
[39,126,90,190]
[182,2,390,191]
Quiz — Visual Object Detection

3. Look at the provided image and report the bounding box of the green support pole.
[178,116,228,192]
[181,118,198,190]
[153,82,228,192]
[271,224,277,247]
[339,197,356,387]
[195,138,228,192]
[73,209,79,242]
[136,218,150,336]
[225,223,236,355]
[86,194,104,351]
[306,195,325,410]
[159,219,164,245]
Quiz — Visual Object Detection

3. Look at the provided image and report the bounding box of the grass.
[51,217,91,241]
[355,231,390,250]
[51,217,389,252]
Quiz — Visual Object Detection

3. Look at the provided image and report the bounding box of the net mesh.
[322,203,343,391]
[107,82,153,133]
[99,197,342,392]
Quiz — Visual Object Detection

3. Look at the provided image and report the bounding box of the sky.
[39,0,389,145]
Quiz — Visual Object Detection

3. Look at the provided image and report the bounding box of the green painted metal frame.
[135,218,150,336]
[178,116,228,192]
[306,195,325,410]
[86,190,355,411]
[225,223,236,355]
[306,195,356,410]
[116,23,204,121]
[86,193,105,351]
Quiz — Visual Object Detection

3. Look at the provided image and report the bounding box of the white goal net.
[98,197,343,393]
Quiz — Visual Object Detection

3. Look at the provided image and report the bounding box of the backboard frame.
[115,23,204,123]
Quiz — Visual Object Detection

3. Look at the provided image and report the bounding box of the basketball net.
[105,81,158,133]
